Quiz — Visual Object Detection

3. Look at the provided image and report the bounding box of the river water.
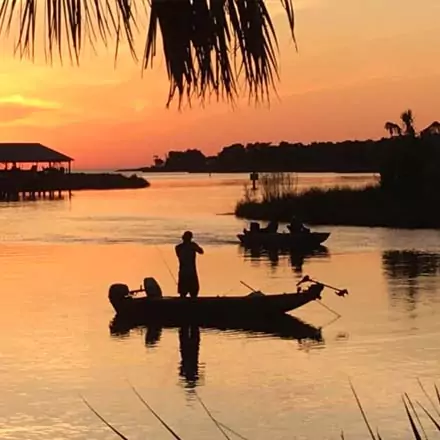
[0,172,439,440]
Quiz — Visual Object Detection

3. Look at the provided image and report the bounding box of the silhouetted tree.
[165,149,206,171]
[0,0,296,107]
[384,122,402,137]
[384,109,416,138]
[153,155,165,168]
[381,110,440,197]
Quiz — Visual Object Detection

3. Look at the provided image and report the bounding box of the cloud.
[0,94,62,124]
[0,94,61,109]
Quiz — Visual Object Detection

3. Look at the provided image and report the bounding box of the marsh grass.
[235,174,440,228]
[259,172,299,202]
[83,380,440,439]
[236,183,385,226]
[241,182,257,204]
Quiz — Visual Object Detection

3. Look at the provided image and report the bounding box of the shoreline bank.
[0,172,150,201]
[67,172,150,190]
[235,185,439,230]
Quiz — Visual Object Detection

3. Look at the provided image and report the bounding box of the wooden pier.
[0,143,73,201]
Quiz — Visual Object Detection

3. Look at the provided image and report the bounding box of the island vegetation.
[119,116,439,175]
[66,172,149,191]
[0,169,149,201]
[235,110,440,229]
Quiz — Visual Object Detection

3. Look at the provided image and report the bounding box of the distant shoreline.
[0,171,150,202]
[68,172,150,190]
[235,185,440,229]
[115,168,374,174]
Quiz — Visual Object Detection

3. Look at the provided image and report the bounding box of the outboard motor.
[143,277,163,298]
[109,283,131,313]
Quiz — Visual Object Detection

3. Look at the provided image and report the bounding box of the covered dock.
[0,143,74,200]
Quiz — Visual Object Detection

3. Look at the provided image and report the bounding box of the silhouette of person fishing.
[175,231,204,298]
[287,216,310,234]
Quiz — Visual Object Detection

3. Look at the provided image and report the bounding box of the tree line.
[134,111,439,174]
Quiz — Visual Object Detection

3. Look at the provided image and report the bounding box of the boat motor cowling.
[109,283,131,312]
[143,277,163,298]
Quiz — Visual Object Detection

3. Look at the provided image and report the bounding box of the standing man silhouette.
[175,231,204,298]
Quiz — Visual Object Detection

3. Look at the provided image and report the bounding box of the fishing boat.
[108,276,347,323]
[237,230,330,249]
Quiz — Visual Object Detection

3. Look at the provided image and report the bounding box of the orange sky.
[0,0,439,169]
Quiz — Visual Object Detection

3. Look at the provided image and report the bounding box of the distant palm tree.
[400,109,416,137]
[384,109,416,137]
[0,0,296,107]
[384,122,402,137]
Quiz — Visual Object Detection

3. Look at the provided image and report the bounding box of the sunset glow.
[0,0,439,169]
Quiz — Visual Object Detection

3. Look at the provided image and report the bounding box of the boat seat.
[144,277,163,298]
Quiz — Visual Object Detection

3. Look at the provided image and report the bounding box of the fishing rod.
[155,244,178,285]
[126,245,177,296]
[240,277,343,318]
[239,280,259,293]
[314,299,341,318]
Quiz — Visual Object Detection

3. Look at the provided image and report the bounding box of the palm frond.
[402,393,423,440]
[81,395,130,440]
[349,380,377,440]
[0,0,296,107]
[400,109,416,136]
[384,121,402,137]
[195,392,232,440]
[128,382,183,440]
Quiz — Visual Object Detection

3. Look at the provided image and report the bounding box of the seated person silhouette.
[261,220,279,233]
[287,216,310,234]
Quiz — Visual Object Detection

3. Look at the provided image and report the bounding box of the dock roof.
[0,143,73,163]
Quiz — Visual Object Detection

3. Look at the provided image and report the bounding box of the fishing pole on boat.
[239,278,342,318]
[155,245,178,285]
[239,280,259,293]
[314,299,341,318]
[319,314,341,330]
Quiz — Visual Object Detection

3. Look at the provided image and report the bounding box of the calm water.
[0,172,439,440]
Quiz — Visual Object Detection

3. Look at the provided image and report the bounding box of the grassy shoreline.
[235,183,439,229]
[67,172,150,190]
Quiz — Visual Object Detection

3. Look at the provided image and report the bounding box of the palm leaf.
[349,380,377,440]
[417,401,440,432]
[0,0,296,107]
[195,392,232,440]
[417,379,440,418]
[403,394,423,440]
[81,395,130,440]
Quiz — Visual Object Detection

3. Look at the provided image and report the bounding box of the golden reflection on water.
[0,173,439,439]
